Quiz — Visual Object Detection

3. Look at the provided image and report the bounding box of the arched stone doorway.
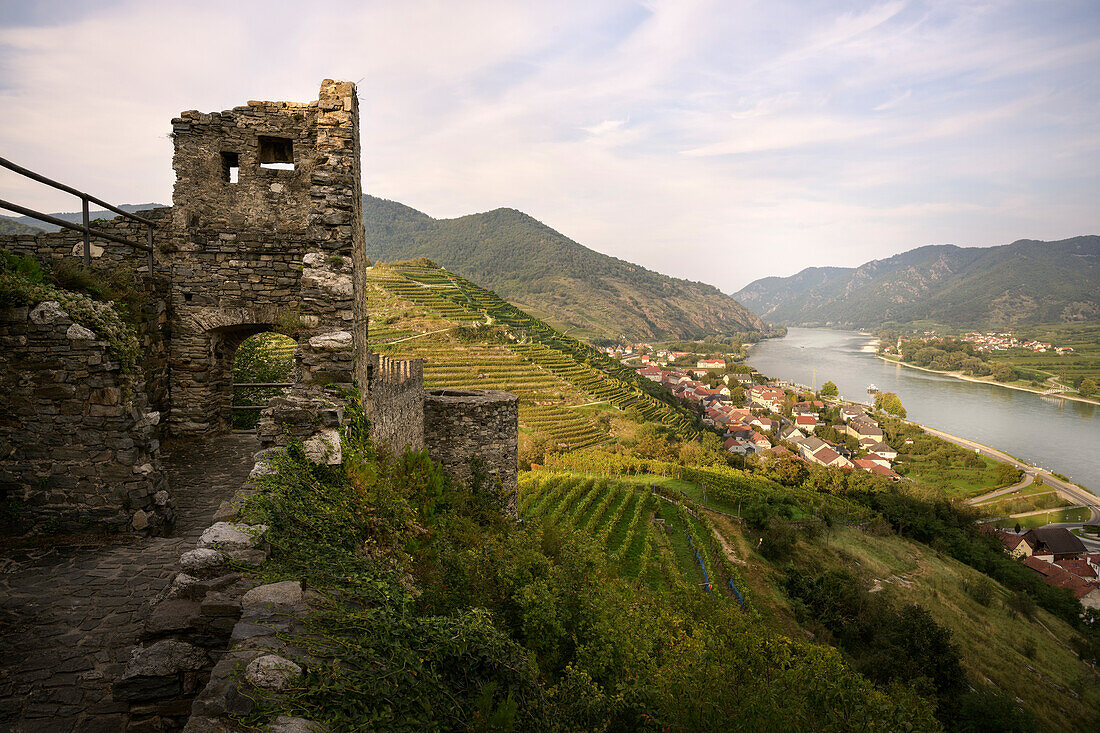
[168,306,299,435]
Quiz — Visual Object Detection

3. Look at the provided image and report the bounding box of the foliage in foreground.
[238,432,940,731]
[0,250,141,369]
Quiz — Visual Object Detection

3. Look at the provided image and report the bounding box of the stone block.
[181,548,227,578]
[242,580,303,611]
[144,599,201,636]
[244,654,302,691]
[113,640,209,701]
[198,522,267,551]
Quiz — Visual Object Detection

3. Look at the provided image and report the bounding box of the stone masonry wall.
[166,80,363,436]
[370,353,425,453]
[0,210,175,418]
[0,302,173,534]
[0,206,169,274]
[423,389,519,517]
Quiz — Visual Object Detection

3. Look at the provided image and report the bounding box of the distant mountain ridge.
[0,218,42,235]
[734,237,1100,328]
[363,194,765,341]
[0,204,165,234]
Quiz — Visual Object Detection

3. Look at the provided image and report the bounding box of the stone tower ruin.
[0,79,519,532]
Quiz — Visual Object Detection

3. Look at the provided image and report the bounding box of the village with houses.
[996,526,1100,609]
[894,331,1076,355]
[628,356,903,479]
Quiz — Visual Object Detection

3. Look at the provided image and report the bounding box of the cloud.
[1,0,1098,293]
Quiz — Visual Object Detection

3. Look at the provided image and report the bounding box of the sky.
[1,0,1098,293]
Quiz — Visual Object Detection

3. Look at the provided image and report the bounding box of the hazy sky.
[1,0,1098,292]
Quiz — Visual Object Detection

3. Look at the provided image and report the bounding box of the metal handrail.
[231,381,294,411]
[0,155,156,271]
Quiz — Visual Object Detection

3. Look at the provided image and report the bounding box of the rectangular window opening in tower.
[258,136,294,170]
[220,152,239,183]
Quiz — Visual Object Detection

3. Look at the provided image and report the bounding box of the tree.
[1079,377,1097,398]
[820,381,838,398]
[992,363,1017,383]
[874,391,907,419]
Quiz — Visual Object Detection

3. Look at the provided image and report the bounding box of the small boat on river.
[867,384,879,394]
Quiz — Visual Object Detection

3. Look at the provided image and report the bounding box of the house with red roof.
[750,416,778,433]
[723,436,753,455]
[1023,557,1100,609]
[794,415,818,432]
[749,432,772,451]
[866,464,899,480]
[762,446,794,461]
[997,531,1034,559]
[809,446,852,469]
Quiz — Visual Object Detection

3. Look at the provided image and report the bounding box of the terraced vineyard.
[366,264,698,438]
[520,405,606,450]
[519,471,749,604]
[542,450,879,524]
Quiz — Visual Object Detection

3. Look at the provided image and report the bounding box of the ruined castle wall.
[1,211,176,419]
[369,354,425,452]
[0,302,172,534]
[0,207,171,273]
[423,389,518,517]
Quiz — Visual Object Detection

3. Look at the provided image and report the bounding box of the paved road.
[0,434,257,733]
[967,472,1037,505]
[919,424,1100,523]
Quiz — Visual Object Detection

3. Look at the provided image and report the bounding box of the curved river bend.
[747,328,1100,494]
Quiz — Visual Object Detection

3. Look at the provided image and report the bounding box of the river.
[747,328,1100,493]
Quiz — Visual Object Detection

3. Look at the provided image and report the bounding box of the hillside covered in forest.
[363,195,765,341]
[734,236,1100,328]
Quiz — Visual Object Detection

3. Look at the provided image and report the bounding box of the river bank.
[747,328,1099,492]
[876,354,1100,407]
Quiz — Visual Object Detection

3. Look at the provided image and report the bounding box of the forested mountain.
[0,218,42,235]
[363,195,765,341]
[734,236,1100,328]
[0,204,164,234]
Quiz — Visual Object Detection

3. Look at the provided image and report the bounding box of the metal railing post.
[82,197,91,266]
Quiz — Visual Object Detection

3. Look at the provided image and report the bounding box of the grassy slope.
[711,513,1100,731]
[363,194,765,342]
[805,526,1100,732]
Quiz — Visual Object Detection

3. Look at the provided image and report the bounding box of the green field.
[992,506,1092,529]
